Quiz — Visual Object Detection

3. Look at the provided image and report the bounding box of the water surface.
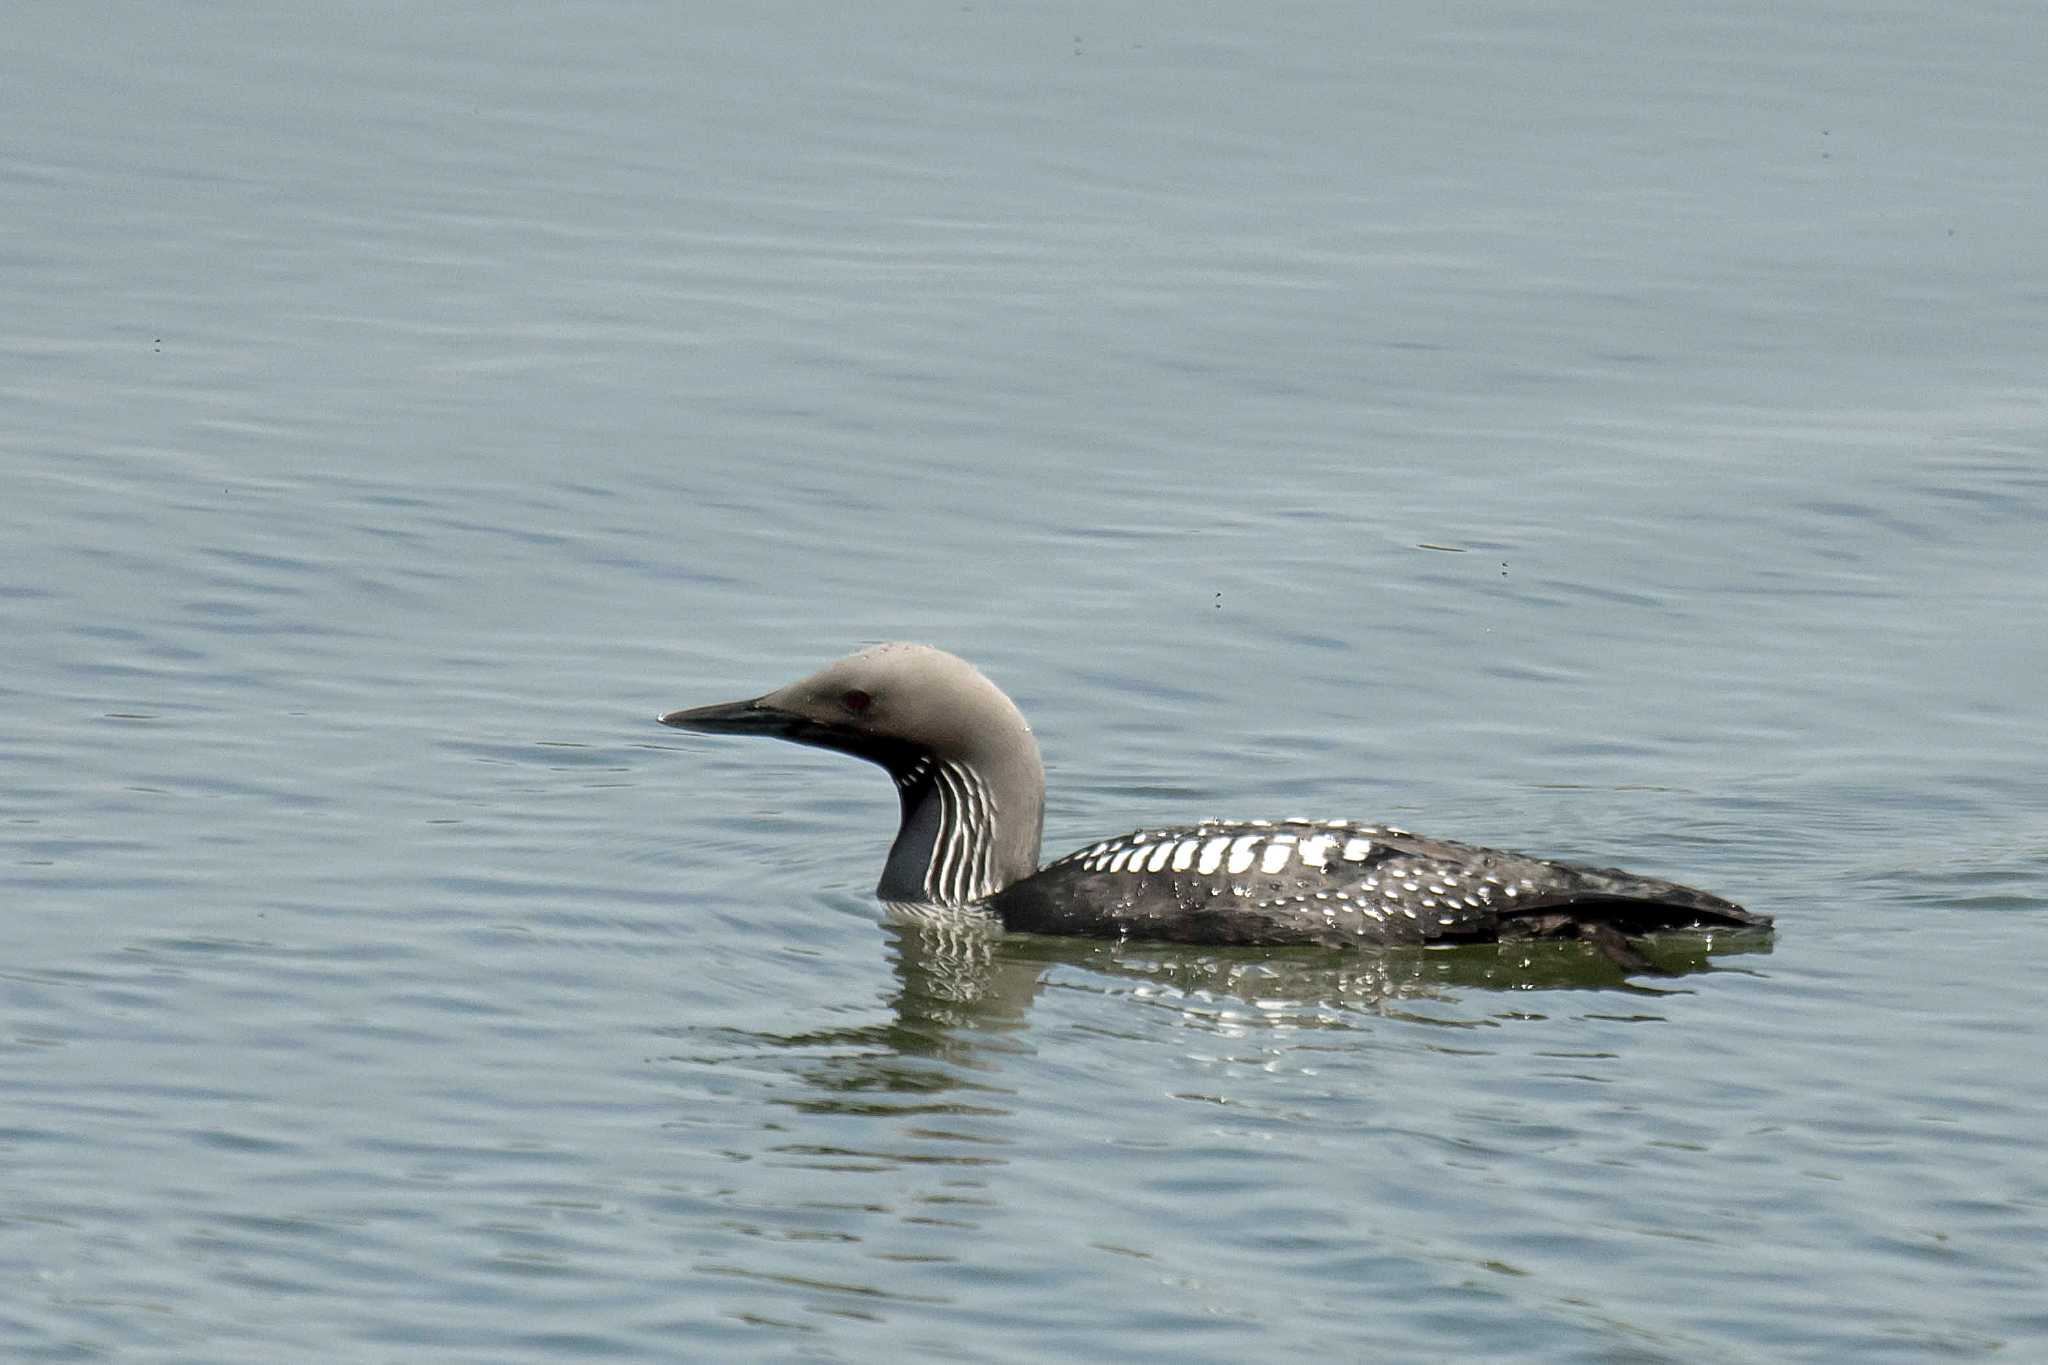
[5,3,2046,1360]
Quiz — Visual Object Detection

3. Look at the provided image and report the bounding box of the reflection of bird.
[660,644,1770,962]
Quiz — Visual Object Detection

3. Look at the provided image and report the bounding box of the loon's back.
[990,818,1765,948]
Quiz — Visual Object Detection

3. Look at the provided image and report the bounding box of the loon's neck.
[878,750,1043,906]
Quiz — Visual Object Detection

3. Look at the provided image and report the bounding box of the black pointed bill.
[658,691,920,769]
[657,696,798,736]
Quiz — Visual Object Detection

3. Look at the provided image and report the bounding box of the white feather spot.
[1171,839,1197,872]
[1259,842,1292,875]
[1108,848,1133,873]
[1146,844,1172,873]
[1342,837,1374,862]
[1197,837,1230,875]
[1227,835,1261,875]
[1297,834,1335,869]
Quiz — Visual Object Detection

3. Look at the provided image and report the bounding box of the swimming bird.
[658,643,1769,957]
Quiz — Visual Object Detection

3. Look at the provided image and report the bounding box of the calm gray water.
[6,4,2046,1360]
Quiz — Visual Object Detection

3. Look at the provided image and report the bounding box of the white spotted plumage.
[1026,817,1523,939]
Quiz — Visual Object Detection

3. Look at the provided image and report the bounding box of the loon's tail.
[1496,862,1770,972]
[1536,862,1768,933]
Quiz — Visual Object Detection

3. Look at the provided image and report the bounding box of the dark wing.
[991,819,1766,949]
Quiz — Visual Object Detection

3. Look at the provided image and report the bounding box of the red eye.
[841,689,873,714]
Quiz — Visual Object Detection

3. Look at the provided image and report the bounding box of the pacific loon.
[658,643,1769,957]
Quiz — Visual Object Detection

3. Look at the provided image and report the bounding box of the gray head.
[660,643,1046,904]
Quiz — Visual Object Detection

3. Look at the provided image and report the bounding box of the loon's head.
[660,643,1045,903]
[660,643,1036,770]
